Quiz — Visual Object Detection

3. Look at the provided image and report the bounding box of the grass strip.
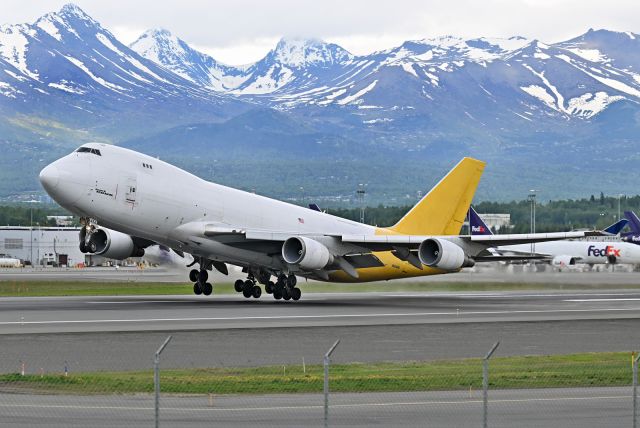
[0,280,639,297]
[0,281,207,296]
[0,352,633,395]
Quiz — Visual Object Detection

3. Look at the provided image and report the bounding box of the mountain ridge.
[1,4,640,202]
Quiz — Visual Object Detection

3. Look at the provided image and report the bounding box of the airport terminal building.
[0,227,86,266]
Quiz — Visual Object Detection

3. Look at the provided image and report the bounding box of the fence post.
[324,339,341,428]
[634,352,640,428]
[154,335,173,428]
[483,341,500,428]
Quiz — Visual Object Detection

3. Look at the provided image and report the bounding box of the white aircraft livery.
[497,241,640,267]
[39,143,601,301]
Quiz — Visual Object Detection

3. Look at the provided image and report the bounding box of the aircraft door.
[123,176,138,210]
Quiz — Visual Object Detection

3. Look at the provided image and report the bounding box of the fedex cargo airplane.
[469,207,640,267]
[39,143,601,301]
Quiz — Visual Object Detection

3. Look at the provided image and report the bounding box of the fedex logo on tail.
[587,245,621,257]
[471,226,486,233]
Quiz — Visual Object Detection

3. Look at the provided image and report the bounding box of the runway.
[0,387,631,427]
[1,291,640,372]
[2,289,640,334]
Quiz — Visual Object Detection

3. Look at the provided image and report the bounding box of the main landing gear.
[189,265,213,296]
[234,273,301,301]
[234,275,262,299]
[267,274,301,301]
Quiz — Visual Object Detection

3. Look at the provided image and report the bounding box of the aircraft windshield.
[76,147,101,156]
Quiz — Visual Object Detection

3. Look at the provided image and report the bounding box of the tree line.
[326,193,636,233]
[0,192,636,233]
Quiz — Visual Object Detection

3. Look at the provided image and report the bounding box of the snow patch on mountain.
[63,54,126,92]
[567,92,624,117]
[565,48,609,63]
[523,64,566,112]
[0,81,19,98]
[95,33,121,54]
[235,65,294,94]
[337,80,377,105]
[0,24,38,79]
[48,80,85,94]
[521,85,556,110]
[36,16,62,41]
[4,69,27,81]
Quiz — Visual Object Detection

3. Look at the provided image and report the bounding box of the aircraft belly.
[182,237,278,268]
[328,251,445,283]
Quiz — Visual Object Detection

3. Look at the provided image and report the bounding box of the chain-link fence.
[0,336,637,427]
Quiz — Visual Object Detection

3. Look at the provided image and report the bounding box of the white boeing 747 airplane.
[39,143,601,301]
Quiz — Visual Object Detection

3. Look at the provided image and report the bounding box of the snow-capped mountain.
[130,28,248,91]
[231,37,354,94]
[131,28,640,123]
[0,4,246,142]
[3,3,640,201]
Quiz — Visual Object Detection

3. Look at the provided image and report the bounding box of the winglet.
[469,206,493,236]
[387,158,486,235]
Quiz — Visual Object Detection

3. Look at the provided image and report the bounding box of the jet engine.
[282,237,333,270]
[551,255,576,267]
[418,238,474,270]
[80,227,145,260]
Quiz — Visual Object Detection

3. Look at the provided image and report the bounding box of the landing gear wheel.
[252,285,262,298]
[198,270,209,283]
[193,283,202,295]
[287,275,297,287]
[283,287,292,301]
[234,279,244,293]
[243,287,253,298]
[202,282,213,296]
[265,281,275,294]
[79,241,87,253]
[189,269,199,283]
[291,287,301,301]
[273,289,283,300]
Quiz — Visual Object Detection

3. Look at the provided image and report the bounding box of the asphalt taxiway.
[0,387,631,427]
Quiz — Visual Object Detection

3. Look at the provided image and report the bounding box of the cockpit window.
[76,147,101,156]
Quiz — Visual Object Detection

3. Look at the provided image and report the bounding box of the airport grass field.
[1,279,640,297]
[0,352,632,395]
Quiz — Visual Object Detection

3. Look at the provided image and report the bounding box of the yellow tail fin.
[387,157,486,235]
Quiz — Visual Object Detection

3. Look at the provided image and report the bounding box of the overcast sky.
[3,0,640,65]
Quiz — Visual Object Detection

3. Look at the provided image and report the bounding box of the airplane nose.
[39,164,60,193]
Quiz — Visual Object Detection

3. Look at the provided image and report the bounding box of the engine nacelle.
[551,255,576,267]
[85,228,145,260]
[282,236,333,270]
[418,238,474,270]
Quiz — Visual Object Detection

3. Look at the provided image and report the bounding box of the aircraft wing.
[174,221,601,273]
[179,221,601,252]
[340,230,602,250]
